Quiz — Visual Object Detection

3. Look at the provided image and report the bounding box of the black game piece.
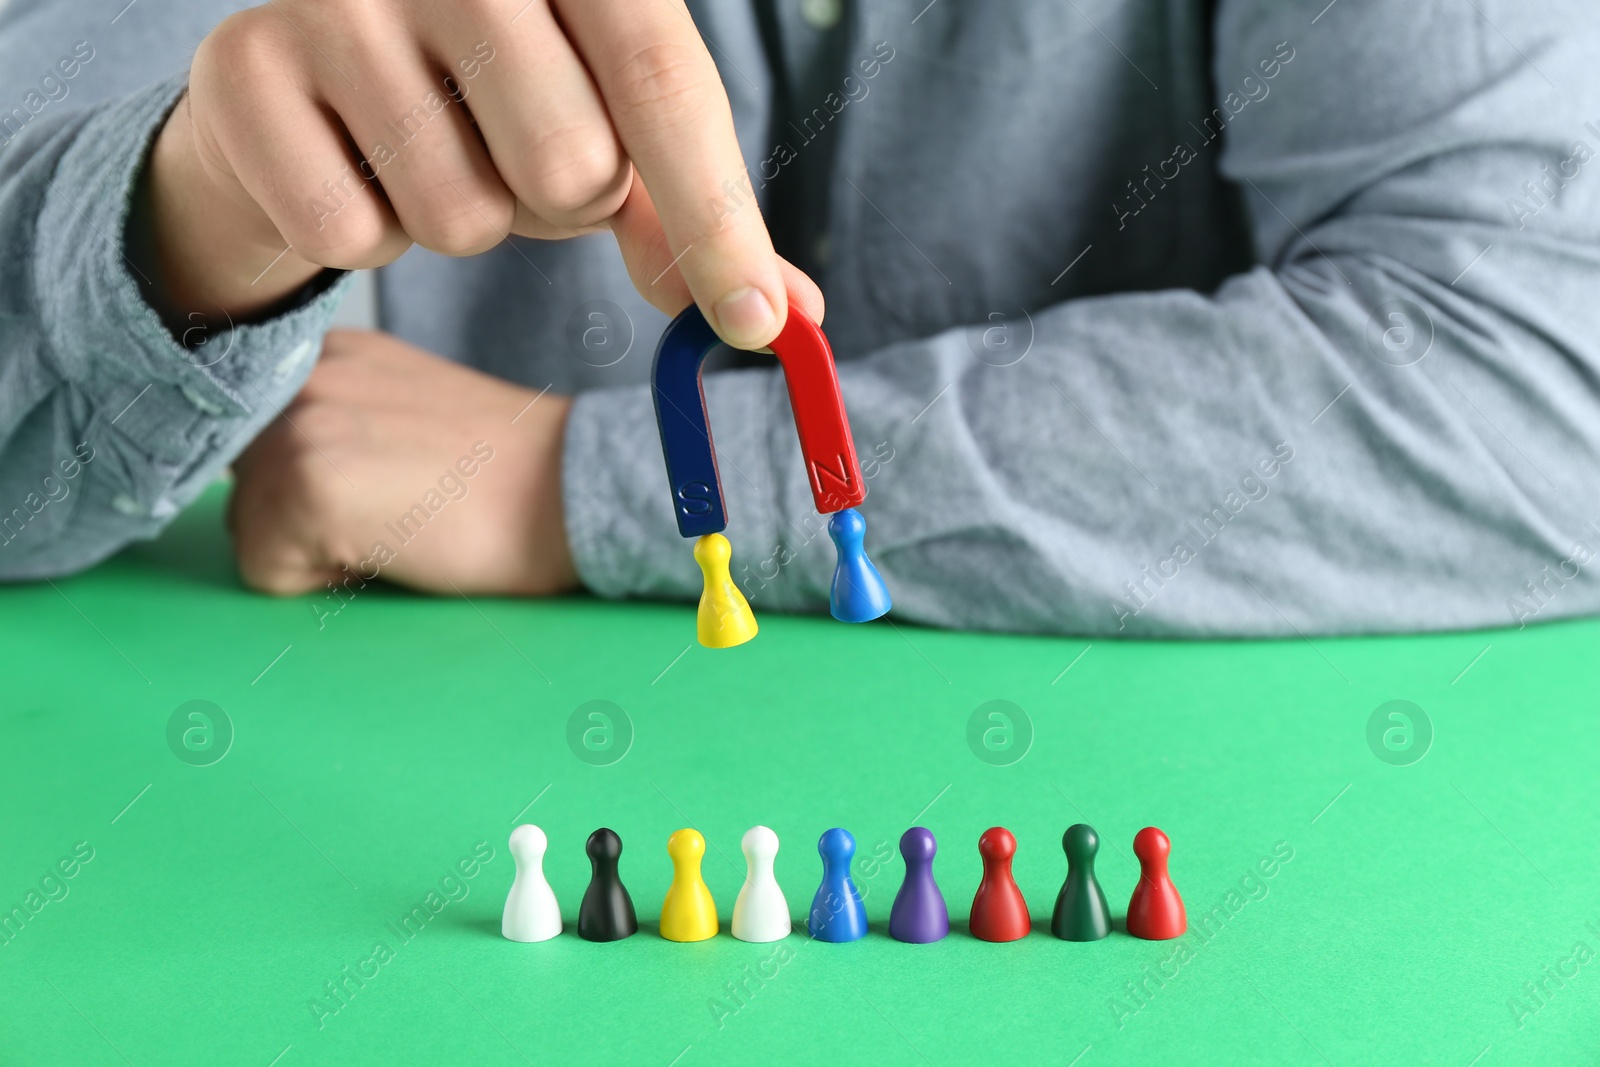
[1051,823,1112,941]
[579,828,638,941]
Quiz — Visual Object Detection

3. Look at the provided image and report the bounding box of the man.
[1,0,1597,635]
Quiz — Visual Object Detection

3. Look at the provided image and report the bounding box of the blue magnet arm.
[652,307,727,538]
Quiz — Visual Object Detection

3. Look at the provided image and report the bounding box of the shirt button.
[814,234,831,266]
[181,384,225,416]
[800,0,842,30]
[112,493,141,517]
[272,339,316,382]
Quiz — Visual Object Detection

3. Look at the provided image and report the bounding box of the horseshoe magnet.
[652,305,892,646]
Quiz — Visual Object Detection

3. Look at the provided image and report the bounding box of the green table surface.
[2,487,1597,1067]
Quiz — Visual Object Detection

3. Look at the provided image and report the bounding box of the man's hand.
[141,0,822,348]
[228,329,578,597]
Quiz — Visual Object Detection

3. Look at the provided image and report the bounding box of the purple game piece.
[889,827,949,943]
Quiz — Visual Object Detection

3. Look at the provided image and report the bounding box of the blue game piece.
[889,827,948,943]
[808,828,868,942]
[652,307,728,538]
[827,508,892,623]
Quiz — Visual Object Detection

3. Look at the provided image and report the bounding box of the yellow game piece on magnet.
[693,534,758,649]
[660,828,719,942]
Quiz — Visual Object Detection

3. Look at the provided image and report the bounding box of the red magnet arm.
[768,310,866,514]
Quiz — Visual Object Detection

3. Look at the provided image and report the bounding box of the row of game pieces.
[502,822,1186,944]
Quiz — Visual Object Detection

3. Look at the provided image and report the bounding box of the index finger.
[553,0,787,350]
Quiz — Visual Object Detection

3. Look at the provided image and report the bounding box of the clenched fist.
[228,329,578,597]
[140,0,822,347]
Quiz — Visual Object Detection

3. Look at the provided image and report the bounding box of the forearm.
[561,0,1600,635]
[562,231,1600,638]
[0,78,348,578]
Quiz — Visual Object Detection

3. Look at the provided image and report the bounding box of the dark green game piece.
[1051,823,1112,941]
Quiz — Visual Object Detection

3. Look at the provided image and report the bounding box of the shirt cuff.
[32,74,351,533]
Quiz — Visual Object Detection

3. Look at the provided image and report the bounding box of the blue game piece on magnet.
[652,307,728,538]
[808,828,868,942]
[828,508,892,623]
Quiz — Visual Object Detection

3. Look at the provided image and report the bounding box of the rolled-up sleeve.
[0,71,349,578]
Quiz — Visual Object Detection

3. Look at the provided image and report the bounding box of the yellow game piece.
[693,534,758,649]
[660,828,719,942]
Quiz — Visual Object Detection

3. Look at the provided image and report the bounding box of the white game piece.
[732,825,792,943]
[502,824,562,943]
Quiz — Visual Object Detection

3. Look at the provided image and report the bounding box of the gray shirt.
[3,0,1600,636]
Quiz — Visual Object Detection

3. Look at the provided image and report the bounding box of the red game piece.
[1125,827,1186,940]
[969,827,1031,942]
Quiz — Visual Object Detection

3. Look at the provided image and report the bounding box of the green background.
[1,488,1596,1066]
